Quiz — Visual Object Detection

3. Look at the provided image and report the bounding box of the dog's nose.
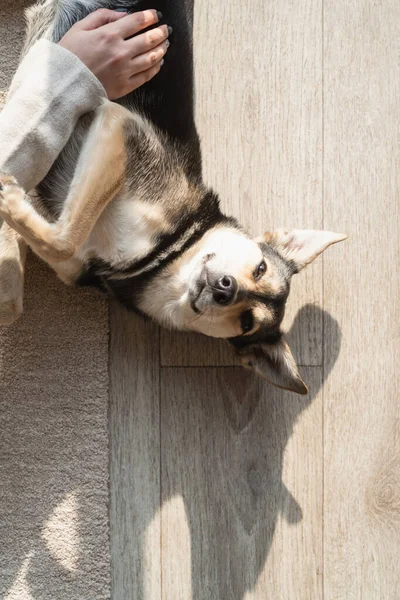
[212,276,237,305]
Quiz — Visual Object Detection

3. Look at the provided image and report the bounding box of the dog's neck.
[136,224,246,330]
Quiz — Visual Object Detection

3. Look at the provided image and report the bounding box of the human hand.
[59,9,170,100]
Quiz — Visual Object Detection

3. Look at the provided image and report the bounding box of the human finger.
[112,9,161,39]
[126,24,170,57]
[130,39,169,74]
[77,8,127,31]
[127,59,164,92]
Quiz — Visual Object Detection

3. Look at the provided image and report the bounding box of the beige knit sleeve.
[0,39,107,192]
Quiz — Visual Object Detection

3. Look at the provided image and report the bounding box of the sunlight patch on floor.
[41,490,80,573]
[152,494,192,597]
[5,551,35,600]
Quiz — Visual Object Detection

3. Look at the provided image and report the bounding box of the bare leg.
[0,221,27,325]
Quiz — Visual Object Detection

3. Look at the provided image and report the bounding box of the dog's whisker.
[187,308,207,326]
[205,308,216,337]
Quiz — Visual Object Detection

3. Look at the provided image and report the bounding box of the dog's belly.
[77,193,168,268]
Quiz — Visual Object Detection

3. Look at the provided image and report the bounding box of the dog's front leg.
[0,101,128,265]
[0,174,68,262]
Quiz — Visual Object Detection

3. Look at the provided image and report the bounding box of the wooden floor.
[0,0,398,598]
[109,0,400,599]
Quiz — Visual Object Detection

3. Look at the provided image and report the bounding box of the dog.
[0,0,346,394]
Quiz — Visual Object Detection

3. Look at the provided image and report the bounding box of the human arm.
[0,8,169,192]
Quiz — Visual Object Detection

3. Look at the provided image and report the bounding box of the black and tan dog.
[0,0,346,394]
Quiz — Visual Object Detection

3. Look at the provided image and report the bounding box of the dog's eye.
[240,310,254,334]
[255,260,267,280]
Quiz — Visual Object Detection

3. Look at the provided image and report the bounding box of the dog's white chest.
[78,195,166,266]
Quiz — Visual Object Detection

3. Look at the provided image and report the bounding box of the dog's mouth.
[188,254,215,313]
[189,267,207,313]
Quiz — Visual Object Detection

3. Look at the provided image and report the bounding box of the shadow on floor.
[110,303,342,599]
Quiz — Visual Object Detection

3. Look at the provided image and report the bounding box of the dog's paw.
[0,174,26,217]
[0,174,20,192]
[0,174,18,185]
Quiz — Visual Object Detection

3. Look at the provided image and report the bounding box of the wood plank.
[160,367,323,599]
[323,0,400,597]
[109,305,161,600]
[161,0,323,367]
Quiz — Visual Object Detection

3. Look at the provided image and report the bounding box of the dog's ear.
[237,336,308,395]
[263,229,347,272]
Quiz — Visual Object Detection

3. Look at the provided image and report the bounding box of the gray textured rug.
[0,3,110,598]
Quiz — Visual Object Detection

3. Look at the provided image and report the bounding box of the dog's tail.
[22,0,58,57]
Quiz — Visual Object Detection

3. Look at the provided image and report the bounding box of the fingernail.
[156,10,163,20]
[165,39,170,48]
[160,59,165,67]
[167,25,173,35]
[114,8,127,12]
